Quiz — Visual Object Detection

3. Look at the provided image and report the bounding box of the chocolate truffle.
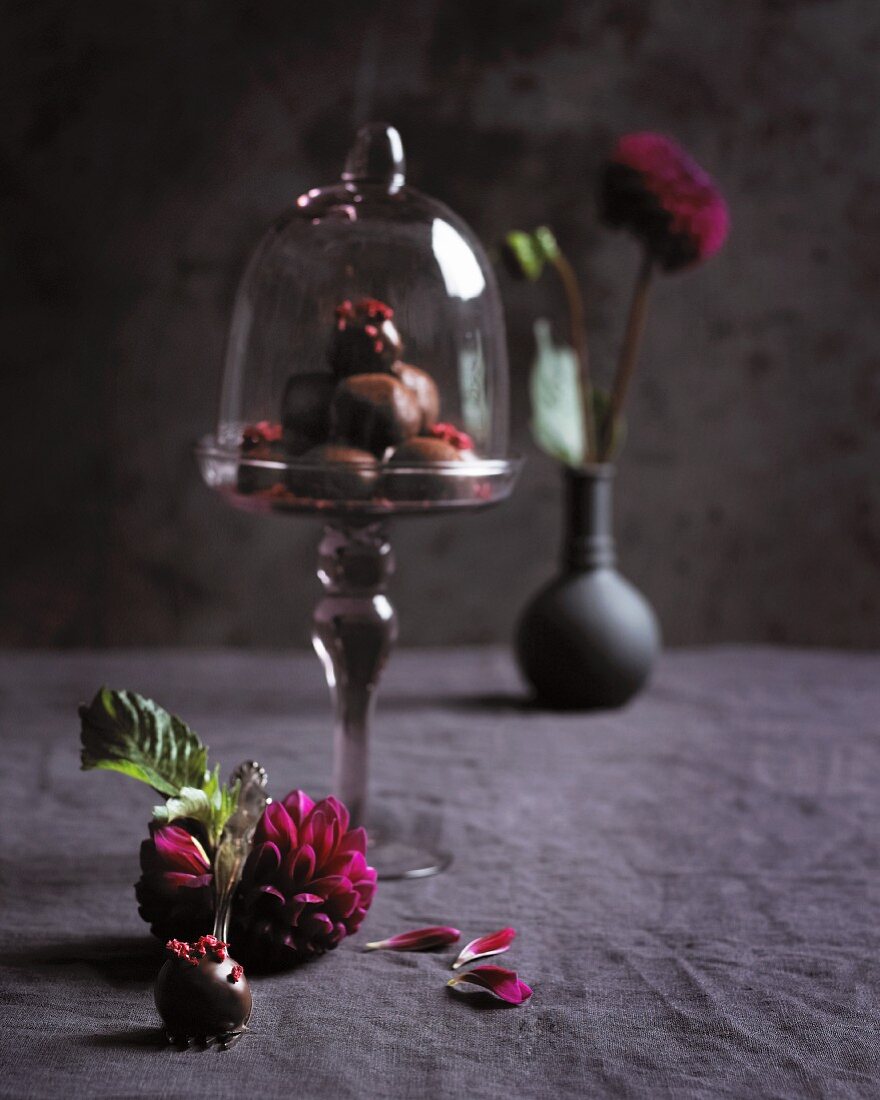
[393,363,440,432]
[281,372,335,454]
[383,430,476,502]
[331,373,422,456]
[155,951,252,1046]
[286,443,379,501]
[329,299,402,377]
[237,421,285,495]
[388,437,464,464]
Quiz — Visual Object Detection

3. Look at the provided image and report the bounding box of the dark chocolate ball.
[286,444,379,501]
[382,437,474,502]
[331,374,422,456]
[155,954,252,1042]
[329,299,402,377]
[388,437,464,464]
[281,372,335,454]
[237,426,285,495]
[393,363,440,433]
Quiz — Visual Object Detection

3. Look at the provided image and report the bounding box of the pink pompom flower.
[134,790,377,970]
[600,132,729,272]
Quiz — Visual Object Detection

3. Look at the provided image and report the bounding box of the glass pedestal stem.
[311,520,451,879]
[312,522,396,830]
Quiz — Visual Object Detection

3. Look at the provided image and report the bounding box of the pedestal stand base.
[366,803,452,880]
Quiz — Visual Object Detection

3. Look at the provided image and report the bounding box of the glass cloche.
[196,122,518,513]
[196,123,520,879]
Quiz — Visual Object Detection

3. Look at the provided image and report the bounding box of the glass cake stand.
[196,449,519,877]
[196,122,520,877]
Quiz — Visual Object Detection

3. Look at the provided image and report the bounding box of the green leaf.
[152,767,240,848]
[501,226,559,281]
[529,319,587,466]
[79,687,209,798]
[532,225,560,263]
[153,787,214,827]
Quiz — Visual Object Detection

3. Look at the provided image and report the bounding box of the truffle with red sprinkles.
[155,936,252,1047]
[600,132,729,272]
[384,423,477,502]
[237,421,285,495]
[329,298,402,377]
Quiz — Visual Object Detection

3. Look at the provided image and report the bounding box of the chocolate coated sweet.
[331,373,422,456]
[388,437,464,464]
[383,436,474,502]
[281,372,335,454]
[237,422,285,495]
[330,299,402,377]
[393,363,440,433]
[287,443,379,500]
[155,954,252,1044]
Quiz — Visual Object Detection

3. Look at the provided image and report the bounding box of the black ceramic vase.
[516,465,660,710]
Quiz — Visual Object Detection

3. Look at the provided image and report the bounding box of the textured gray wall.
[4,0,879,648]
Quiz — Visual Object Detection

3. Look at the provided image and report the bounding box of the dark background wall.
[3,0,879,649]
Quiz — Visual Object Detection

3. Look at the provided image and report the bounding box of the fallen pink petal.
[363,926,461,952]
[452,927,516,969]
[447,965,533,1006]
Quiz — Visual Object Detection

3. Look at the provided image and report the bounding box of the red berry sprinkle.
[429,423,474,451]
[242,421,283,448]
[358,298,393,320]
[196,934,230,961]
[166,936,231,965]
[230,964,244,983]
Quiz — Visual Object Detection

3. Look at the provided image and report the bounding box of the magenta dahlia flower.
[135,791,376,971]
[232,791,376,969]
[136,822,214,943]
[600,132,729,272]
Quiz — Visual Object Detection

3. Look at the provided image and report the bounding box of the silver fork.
[167,761,270,1050]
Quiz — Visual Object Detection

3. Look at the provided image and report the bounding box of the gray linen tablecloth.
[1,647,878,1099]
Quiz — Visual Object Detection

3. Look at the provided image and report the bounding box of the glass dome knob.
[342,122,406,191]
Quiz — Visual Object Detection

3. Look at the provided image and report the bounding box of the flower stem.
[551,252,596,463]
[600,250,654,460]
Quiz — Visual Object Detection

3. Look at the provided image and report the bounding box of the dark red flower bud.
[600,133,729,272]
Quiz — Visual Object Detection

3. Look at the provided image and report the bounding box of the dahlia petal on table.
[364,926,461,952]
[451,926,516,969]
[447,965,533,1006]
